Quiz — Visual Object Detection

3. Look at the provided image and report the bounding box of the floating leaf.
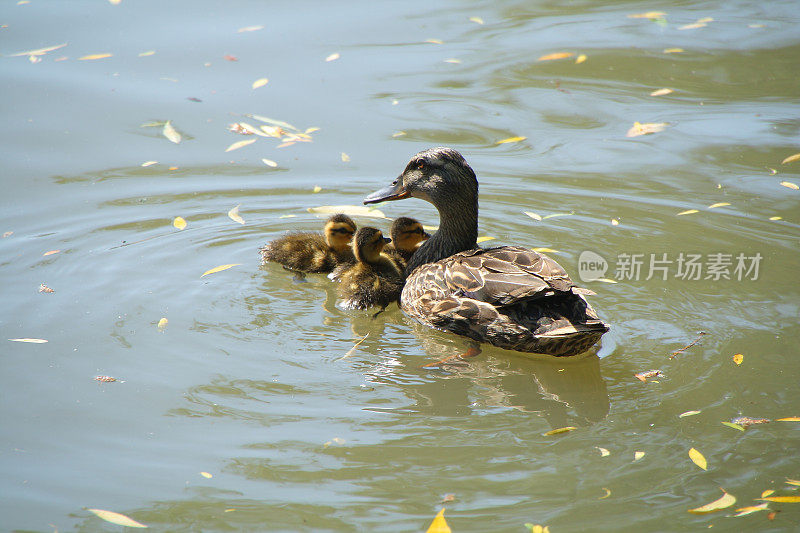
[688,490,736,514]
[225,139,257,152]
[760,496,800,503]
[538,52,574,61]
[599,488,611,499]
[78,53,112,60]
[663,48,685,54]
[9,338,48,343]
[679,22,707,30]
[733,353,743,365]
[776,417,800,421]
[732,417,770,427]
[721,421,745,431]
[43,249,61,256]
[532,247,559,253]
[162,121,181,144]
[262,158,278,167]
[677,209,698,216]
[311,186,322,194]
[173,216,187,230]
[689,448,707,470]
[762,490,775,498]
[325,52,340,62]
[469,16,484,24]
[679,410,701,418]
[247,114,299,132]
[476,236,495,243]
[341,152,350,162]
[611,218,619,225]
[593,278,618,284]
[650,88,674,96]
[525,525,550,533]
[628,11,666,19]
[781,153,800,164]
[200,471,212,479]
[39,283,55,293]
[308,205,386,219]
[157,317,168,331]
[543,426,576,436]
[634,451,645,461]
[201,264,241,277]
[426,508,451,533]
[708,202,730,209]
[8,42,68,57]
[95,375,117,382]
[392,131,407,137]
[596,446,610,457]
[228,204,245,225]
[139,50,155,57]
[635,369,662,382]
[251,78,269,89]
[542,213,572,219]
[785,479,800,486]
[87,509,147,528]
[444,58,462,64]
[141,161,158,167]
[425,38,444,44]
[237,25,263,33]
[496,136,526,145]
[733,503,769,517]
[524,211,542,221]
[575,54,587,64]
[627,122,668,137]
[780,181,799,190]
[770,216,782,221]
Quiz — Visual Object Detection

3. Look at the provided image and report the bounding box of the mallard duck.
[259,214,356,273]
[336,227,404,311]
[384,216,430,271]
[363,147,609,357]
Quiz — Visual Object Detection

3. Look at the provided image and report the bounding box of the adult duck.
[363,147,609,357]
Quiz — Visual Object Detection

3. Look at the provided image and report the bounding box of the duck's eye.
[416,161,425,170]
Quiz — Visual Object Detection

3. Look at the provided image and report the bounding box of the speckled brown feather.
[338,255,404,310]
[259,233,354,273]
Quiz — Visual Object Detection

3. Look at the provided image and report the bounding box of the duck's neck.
[405,194,478,273]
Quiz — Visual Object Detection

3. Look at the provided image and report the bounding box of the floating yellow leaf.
[611,218,619,225]
[9,338,48,343]
[524,211,542,221]
[543,426,576,436]
[392,131,407,138]
[635,369,662,382]
[785,479,800,486]
[679,22,707,30]
[237,25,264,33]
[341,152,350,162]
[200,471,212,478]
[87,509,147,528]
[721,421,745,431]
[228,204,245,225]
[733,503,769,517]
[762,490,775,497]
[173,216,187,230]
[634,451,645,461]
[444,58,462,64]
[225,138,256,152]
[627,121,668,137]
[776,417,800,421]
[688,490,736,514]
[575,54,587,64]
[157,317,168,331]
[476,236,495,243]
[325,52,340,62]
[532,247,559,254]
[79,53,112,60]
[650,88,674,96]
[538,52,575,61]
[262,158,278,167]
[599,488,611,499]
[139,50,155,57]
[679,410,701,418]
[162,121,181,144]
[594,278,618,284]
[781,153,800,164]
[525,525,550,533]
[252,78,269,89]
[628,11,666,19]
[663,48,684,54]
[469,16,484,24]
[596,446,610,457]
[43,250,61,256]
[542,213,572,219]
[312,186,322,193]
[677,209,698,216]
[8,42,68,57]
[308,205,386,219]
[733,353,743,365]
[426,508,451,533]
[697,17,714,23]
[201,264,241,277]
[425,38,444,44]
[780,181,799,190]
[141,161,158,167]
[769,216,782,221]
[689,448,707,470]
[708,202,730,209]
[760,496,800,503]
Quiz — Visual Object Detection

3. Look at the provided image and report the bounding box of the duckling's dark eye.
[417,161,425,170]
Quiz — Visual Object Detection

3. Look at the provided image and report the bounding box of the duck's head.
[324,214,357,253]
[352,227,391,264]
[390,216,430,253]
[363,147,478,209]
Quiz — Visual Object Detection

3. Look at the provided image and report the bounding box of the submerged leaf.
[635,369,662,382]
[689,448,707,470]
[173,216,187,230]
[426,508,451,533]
[308,205,386,219]
[228,204,245,225]
[543,426,576,436]
[87,509,147,528]
[537,52,574,61]
[688,489,736,514]
[201,264,241,277]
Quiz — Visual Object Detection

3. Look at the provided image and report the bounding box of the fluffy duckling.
[337,227,404,311]
[259,214,356,273]
[384,216,430,271]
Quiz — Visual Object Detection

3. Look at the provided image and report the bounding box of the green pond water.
[1,0,799,531]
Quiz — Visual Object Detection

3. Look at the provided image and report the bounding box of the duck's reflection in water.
[362,319,610,428]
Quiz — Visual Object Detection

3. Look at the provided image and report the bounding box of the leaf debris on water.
[201,264,241,277]
[677,209,698,216]
[780,181,799,190]
[679,410,701,418]
[262,158,278,167]
[688,489,736,514]
[200,471,213,478]
[575,54,587,64]
[663,48,684,54]
[599,488,611,499]
[537,52,574,61]
[733,353,743,365]
[228,204,245,225]
[173,216,187,230]
[78,53,112,60]
[776,416,800,421]
[8,42,68,58]
[635,369,662,382]
[496,136,526,144]
[469,16,484,24]
[162,121,181,144]
[426,508,451,533]
[733,503,770,517]
[39,283,54,293]
[627,122,668,137]
[628,12,667,19]
[87,509,147,528]
[650,88,674,96]
[43,250,61,256]
[308,205,386,219]
[689,447,707,470]
[543,426,576,436]
[9,338,48,343]
[341,152,350,162]
[340,333,369,359]
[141,161,158,167]
[237,25,263,33]
[595,446,610,457]
[95,375,117,382]
[476,236,495,243]
[251,78,269,89]
[720,421,746,431]
[731,416,770,428]
[781,153,800,164]
[157,317,168,331]
[325,52,340,62]
[634,451,645,461]
[708,202,730,209]
[759,496,800,503]
[225,138,257,152]
[524,211,542,221]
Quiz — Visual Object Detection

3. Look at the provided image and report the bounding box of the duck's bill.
[363,179,410,204]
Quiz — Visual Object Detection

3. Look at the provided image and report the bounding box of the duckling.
[337,227,404,311]
[259,214,356,273]
[384,216,431,271]
[363,147,609,357]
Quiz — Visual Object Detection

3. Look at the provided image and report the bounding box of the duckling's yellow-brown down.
[337,227,404,311]
[384,216,430,271]
[259,214,356,273]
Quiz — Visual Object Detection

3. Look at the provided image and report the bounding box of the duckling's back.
[260,232,351,273]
